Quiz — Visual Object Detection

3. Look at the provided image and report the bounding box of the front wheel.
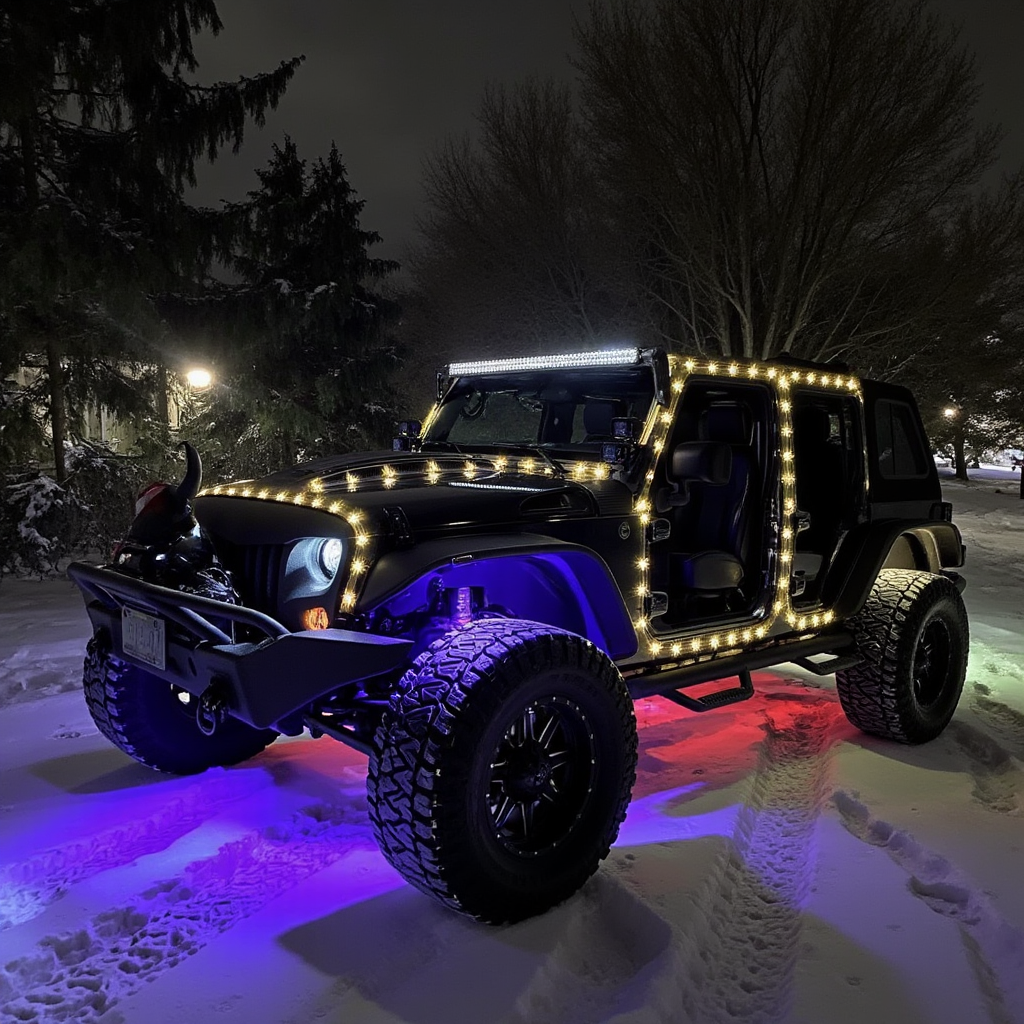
[84,637,277,774]
[836,569,969,744]
[367,620,637,923]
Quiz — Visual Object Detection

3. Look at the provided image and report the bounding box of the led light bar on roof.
[447,347,640,377]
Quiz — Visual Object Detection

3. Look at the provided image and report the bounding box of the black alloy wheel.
[913,618,953,709]
[487,696,596,856]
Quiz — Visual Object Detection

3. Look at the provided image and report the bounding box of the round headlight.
[318,538,344,577]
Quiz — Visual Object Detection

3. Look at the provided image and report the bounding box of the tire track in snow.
[0,798,376,1024]
[0,768,276,930]
[834,791,1024,1024]
[505,701,843,1024]
[945,721,1023,816]
[666,703,843,1024]
[969,681,1024,763]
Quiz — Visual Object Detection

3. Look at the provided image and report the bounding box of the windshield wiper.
[420,439,468,456]
[423,439,564,476]
[487,443,564,475]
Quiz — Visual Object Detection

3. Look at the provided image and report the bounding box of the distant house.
[9,362,194,464]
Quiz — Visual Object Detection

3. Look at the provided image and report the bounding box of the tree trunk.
[952,430,968,482]
[46,339,67,483]
[155,363,170,427]
[20,117,39,208]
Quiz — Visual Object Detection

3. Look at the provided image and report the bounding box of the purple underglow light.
[0,766,276,929]
[616,784,740,848]
[385,553,634,660]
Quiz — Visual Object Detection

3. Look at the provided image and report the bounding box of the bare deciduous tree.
[407,79,642,369]
[576,0,1022,361]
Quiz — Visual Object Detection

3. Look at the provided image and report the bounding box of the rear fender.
[881,525,963,572]
[822,520,965,618]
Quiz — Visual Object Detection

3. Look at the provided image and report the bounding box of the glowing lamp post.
[175,367,214,432]
[186,368,213,390]
[942,404,968,481]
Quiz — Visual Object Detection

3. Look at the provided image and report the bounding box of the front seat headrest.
[671,441,732,485]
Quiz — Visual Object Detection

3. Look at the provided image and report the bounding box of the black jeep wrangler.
[69,347,968,922]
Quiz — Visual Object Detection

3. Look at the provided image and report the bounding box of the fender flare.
[360,533,638,661]
[820,520,965,619]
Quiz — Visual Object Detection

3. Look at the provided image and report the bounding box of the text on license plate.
[122,607,166,671]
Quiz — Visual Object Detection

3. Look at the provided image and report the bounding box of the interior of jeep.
[788,390,865,605]
[648,379,867,631]
[649,380,775,629]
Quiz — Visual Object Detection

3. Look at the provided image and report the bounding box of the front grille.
[220,543,286,615]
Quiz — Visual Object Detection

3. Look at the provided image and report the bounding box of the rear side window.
[874,400,929,479]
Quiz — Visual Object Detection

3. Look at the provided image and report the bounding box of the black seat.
[669,404,759,597]
[539,401,575,444]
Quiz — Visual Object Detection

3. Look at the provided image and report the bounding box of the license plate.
[122,607,166,671]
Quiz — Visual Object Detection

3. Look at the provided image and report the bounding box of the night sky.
[192,0,1024,264]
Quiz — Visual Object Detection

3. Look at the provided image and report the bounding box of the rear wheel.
[84,636,277,774]
[367,620,637,923]
[836,569,968,744]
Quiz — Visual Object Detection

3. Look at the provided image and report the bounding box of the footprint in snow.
[832,789,1024,1023]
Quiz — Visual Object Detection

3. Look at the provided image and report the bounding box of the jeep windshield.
[422,366,657,454]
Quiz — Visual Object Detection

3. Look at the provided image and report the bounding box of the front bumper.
[68,561,412,730]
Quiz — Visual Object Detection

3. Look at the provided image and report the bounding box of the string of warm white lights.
[195,454,613,615]
[195,481,376,613]
[632,356,861,662]
[201,457,613,497]
[197,354,863,656]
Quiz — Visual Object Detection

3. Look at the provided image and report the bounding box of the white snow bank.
[0,486,1022,1024]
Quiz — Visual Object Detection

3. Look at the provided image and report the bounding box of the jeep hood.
[196,449,633,539]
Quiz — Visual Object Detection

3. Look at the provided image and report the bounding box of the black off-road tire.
[836,569,969,744]
[367,620,637,924]
[83,636,277,774]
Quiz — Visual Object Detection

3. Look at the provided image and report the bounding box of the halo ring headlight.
[318,538,344,577]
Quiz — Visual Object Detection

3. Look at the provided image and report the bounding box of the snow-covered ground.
[1,472,1023,1024]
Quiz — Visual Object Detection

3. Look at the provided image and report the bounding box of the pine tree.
[0,0,301,479]
[173,138,401,479]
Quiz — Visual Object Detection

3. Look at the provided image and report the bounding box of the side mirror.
[392,419,422,452]
[602,417,643,465]
[611,417,641,440]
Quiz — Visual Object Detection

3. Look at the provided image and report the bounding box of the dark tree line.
[1,0,400,489]
[408,0,1024,463]
[0,0,299,479]
[3,0,1021,503]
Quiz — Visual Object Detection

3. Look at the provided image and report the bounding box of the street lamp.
[943,406,958,419]
[186,368,213,390]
